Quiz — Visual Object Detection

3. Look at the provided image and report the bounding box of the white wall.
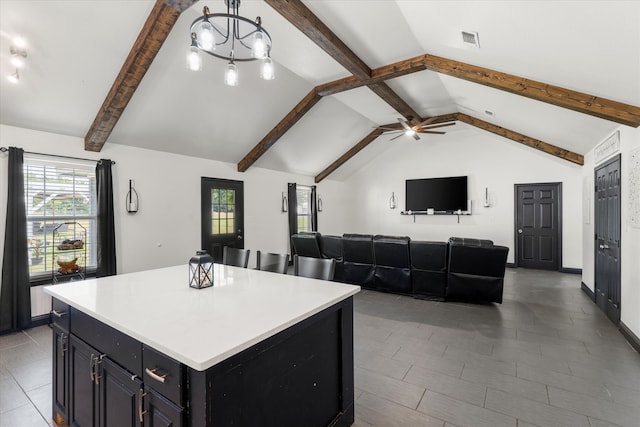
[326,128,583,268]
[581,125,640,338]
[0,124,319,315]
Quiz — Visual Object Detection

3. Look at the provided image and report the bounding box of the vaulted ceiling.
[1,1,639,182]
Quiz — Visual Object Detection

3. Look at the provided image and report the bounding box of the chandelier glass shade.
[188,1,274,85]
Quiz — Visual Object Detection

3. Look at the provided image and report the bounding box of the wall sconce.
[389,192,397,209]
[7,38,27,84]
[126,179,139,213]
[317,194,323,212]
[484,187,490,208]
[189,250,213,289]
[281,192,288,212]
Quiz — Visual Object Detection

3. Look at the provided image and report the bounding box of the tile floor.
[1,268,639,426]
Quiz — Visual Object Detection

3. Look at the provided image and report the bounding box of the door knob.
[237,235,243,240]
[518,229,523,234]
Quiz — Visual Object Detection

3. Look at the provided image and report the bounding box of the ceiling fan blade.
[417,122,456,130]
[416,130,446,135]
[375,126,401,131]
[413,132,420,140]
[413,117,440,128]
[389,133,404,141]
[397,117,413,132]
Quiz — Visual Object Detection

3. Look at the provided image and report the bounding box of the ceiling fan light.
[405,129,416,137]
[260,57,275,80]
[224,61,238,86]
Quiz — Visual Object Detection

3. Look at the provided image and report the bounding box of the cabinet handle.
[138,389,148,423]
[60,333,67,353]
[90,354,96,382]
[145,367,167,383]
[52,309,66,318]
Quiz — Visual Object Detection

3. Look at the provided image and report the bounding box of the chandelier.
[187,0,274,86]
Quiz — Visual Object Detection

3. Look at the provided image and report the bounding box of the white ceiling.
[1,1,638,179]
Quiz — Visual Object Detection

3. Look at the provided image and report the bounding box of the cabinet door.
[69,335,99,427]
[144,386,184,427]
[98,357,143,427]
[52,325,69,426]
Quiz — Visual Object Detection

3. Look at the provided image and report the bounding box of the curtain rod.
[0,147,115,165]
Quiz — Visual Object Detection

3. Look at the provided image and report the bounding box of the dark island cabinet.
[51,300,184,427]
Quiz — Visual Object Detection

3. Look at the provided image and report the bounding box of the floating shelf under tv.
[400,210,471,223]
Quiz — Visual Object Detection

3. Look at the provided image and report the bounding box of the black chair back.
[291,233,322,258]
[222,246,250,268]
[294,255,336,281]
[256,251,289,274]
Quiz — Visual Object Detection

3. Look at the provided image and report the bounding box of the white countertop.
[44,265,360,371]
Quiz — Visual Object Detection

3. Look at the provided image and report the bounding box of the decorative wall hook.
[317,194,323,212]
[281,192,288,212]
[389,192,397,209]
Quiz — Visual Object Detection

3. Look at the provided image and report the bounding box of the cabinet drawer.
[143,345,185,406]
[51,299,70,331]
[70,308,142,377]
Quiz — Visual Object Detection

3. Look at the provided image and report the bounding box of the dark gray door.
[515,183,561,270]
[595,155,621,325]
[201,177,245,263]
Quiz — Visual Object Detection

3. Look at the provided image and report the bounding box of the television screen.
[405,176,468,212]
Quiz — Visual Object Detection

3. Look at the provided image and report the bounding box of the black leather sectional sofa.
[291,233,509,304]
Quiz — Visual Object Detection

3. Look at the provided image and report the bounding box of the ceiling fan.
[377,118,456,141]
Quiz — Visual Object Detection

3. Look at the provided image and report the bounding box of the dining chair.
[222,246,250,268]
[293,255,336,281]
[256,251,289,274]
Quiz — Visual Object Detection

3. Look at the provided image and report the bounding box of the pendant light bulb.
[252,31,267,59]
[260,57,275,80]
[405,129,416,137]
[225,60,238,86]
[187,33,202,71]
[196,21,215,51]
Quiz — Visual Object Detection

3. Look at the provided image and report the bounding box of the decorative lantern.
[189,250,213,289]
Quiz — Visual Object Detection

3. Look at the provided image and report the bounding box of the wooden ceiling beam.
[264,0,371,80]
[456,113,584,165]
[367,82,422,125]
[315,128,385,183]
[84,0,196,152]
[237,90,322,172]
[422,54,640,128]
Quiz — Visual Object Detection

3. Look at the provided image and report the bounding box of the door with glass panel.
[201,177,244,263]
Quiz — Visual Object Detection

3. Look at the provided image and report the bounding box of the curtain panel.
[0,147,31,333]
[96,159,117,277]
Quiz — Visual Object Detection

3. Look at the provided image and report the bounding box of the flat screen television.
[405,176,468,213]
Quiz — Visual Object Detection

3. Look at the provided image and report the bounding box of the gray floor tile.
[355,367,425,409]
[606,384,640,409]
[356,352,412,380]
[461,364,549,403]
[403,364,487,407]
[392,347,465,378]
[0,371,30,413]
[6,356,52,392]
[417,389,517,427]
[485,388,590,427]
[26,383,53,423]
[356,392,444,427]
[442,346,517,376]
[548,386,640,427]
[0,402,49,427]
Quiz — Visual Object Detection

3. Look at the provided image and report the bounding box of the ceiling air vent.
[462,31,480,48]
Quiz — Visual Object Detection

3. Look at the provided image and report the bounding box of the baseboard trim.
[581,282,595,301]
[620,322,640,354]
[506,263,516,268]
[561,267,582,274]
[30,313,50,328]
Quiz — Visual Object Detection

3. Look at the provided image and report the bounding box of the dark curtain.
[96,159,116,277]
[310,185,318,232]
[0,147,31,333]
[287,183,297,238]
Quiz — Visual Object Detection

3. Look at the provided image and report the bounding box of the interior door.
[515,183,561,270]
[595,155,621,325]
[201,177,245,263]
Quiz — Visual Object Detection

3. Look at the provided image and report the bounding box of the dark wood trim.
[237,90,322,172]
[314,128,384,183]
[457,113,584,165]
[581,282,596,302]
[264,0,371,80]
[84,0,196,152]
[620,322,640,354]
[423,54,640,128]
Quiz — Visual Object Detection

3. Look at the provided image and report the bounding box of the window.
[296,185,313,232]
[24,156,97,281]
[210,188,235,235]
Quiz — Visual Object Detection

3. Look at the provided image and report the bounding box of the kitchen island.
[44,264,360,426]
